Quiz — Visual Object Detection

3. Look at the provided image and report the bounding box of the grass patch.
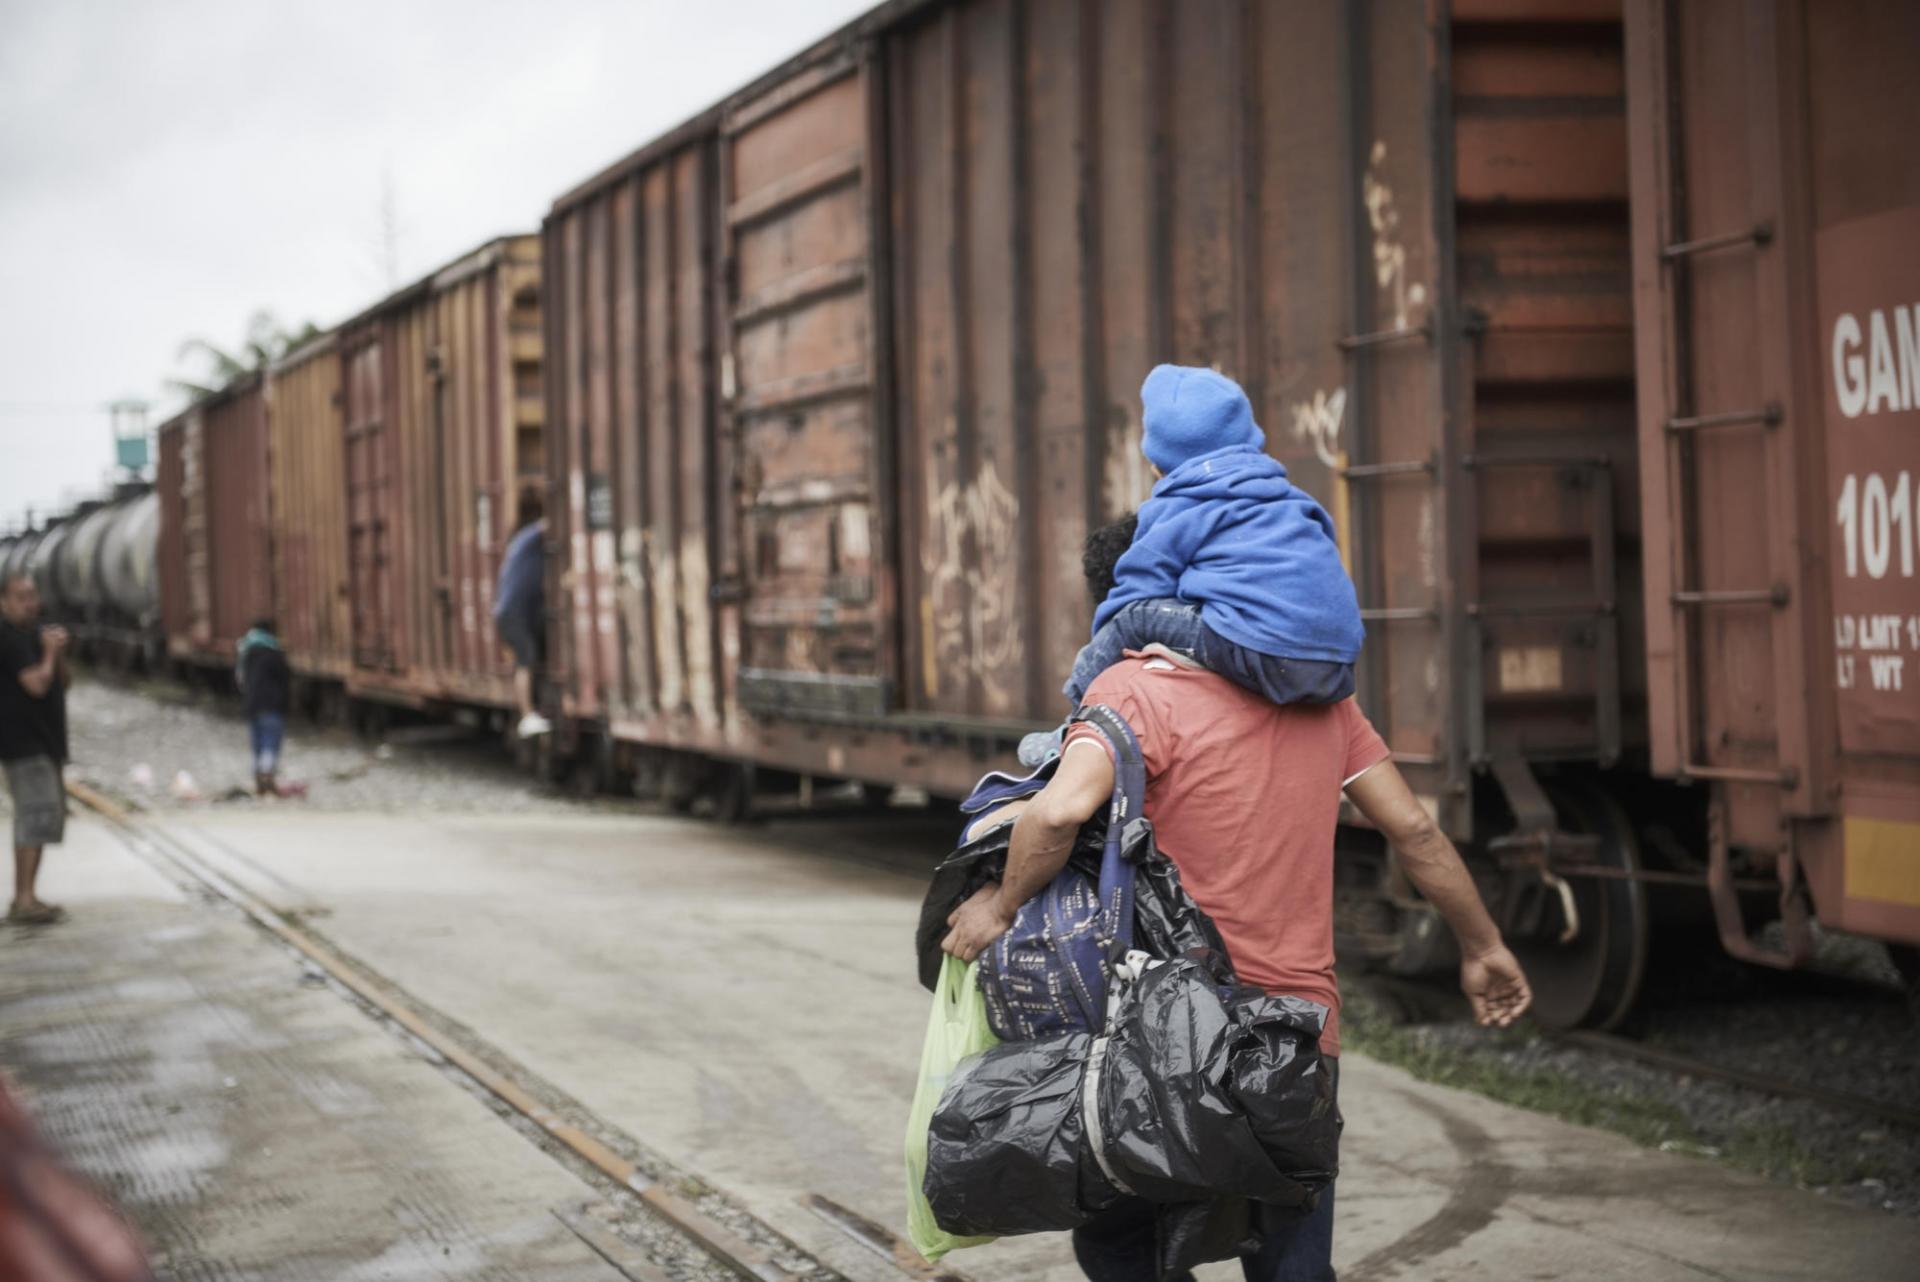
[1340,987,1878,1189]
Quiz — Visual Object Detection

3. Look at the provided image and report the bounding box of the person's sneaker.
[1018,726,1065,768]
[516,712,554,739]
[7,902,65,926]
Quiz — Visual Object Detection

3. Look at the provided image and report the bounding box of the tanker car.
[0,489,162,668]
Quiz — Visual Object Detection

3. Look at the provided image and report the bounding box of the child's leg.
[1195,625,1355,705]
[1062,598,1205,704]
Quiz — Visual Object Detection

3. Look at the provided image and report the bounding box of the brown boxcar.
[335,235,545,710]
[543,0,1917,1022]
[543,118,732,761]
[1625,0,1920,972]
[266,335,353,682]
[547,0,1641,806]
[155,376,273,663]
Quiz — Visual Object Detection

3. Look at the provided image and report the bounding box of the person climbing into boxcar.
[493,489,550,739]
[235,619,291,797]
[944,516,1532,1282]
[0,572,71,925]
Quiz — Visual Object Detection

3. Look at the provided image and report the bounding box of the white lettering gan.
[1834,305,1920,419]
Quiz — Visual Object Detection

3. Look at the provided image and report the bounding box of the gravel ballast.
[62,676,598,816]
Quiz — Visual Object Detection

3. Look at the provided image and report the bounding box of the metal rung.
[1666,403,1781,433]
[1338,322,1430,351]
[1468,600,1615,618]
[1679,762,1799,787]
[1463,453,1609,470]
[1662,221,1773,260]
[1359,606,1437,622]
[1343,457,1435,479]
[1673,586,1789,607]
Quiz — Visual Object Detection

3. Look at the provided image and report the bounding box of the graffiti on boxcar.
[923,464,1021,690]
[1103,411,1154,518]
[648,538,686,713]
[1289,388,1348,472]
[679,539,716,722]
[1363,142,1426,332]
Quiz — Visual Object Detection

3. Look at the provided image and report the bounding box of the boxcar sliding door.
[722,47,895,725]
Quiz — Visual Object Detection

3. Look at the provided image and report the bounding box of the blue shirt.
[492,520,545,628]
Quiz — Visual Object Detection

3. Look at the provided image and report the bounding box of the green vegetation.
[1340,986,1874,1190]
[169,310,323,402]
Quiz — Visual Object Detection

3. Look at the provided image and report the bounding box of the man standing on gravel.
[943,517,1533,1282]
[0,572,71,925]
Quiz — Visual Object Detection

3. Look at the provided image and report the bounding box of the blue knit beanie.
[1139,364,1264,473]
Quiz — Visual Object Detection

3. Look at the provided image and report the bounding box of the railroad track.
[65,781,963,1282]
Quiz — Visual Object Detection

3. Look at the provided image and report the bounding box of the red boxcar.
[331,235,546,711]
[156,376,272,664]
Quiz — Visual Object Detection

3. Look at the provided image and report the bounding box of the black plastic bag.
[924,953,1338,1250]
[1098,951,1339,1208]
[922,1032,1123,1236]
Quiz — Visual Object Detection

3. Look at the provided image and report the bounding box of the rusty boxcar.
[1625,0,1920,989]
[156,376,273,665]
[332,235,546,713]
[540,0,1655,1023]
[266,333,353,685]
[548,0,1915,1025]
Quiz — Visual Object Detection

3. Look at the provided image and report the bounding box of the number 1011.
[1836,471,1916,579]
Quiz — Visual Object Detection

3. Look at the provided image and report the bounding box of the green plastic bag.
[905,955,1000,1260]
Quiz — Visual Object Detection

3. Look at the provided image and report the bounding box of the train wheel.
[711,764,757,825]
[1510,782,1650,1032]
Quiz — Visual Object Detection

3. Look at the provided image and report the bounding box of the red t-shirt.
[1066,655,1391,1055]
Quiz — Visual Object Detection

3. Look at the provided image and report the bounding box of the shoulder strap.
[1071,704,1147,831]
[1070,704,1145,956]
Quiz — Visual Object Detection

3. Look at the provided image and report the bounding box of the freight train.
[5,0,1915,1030]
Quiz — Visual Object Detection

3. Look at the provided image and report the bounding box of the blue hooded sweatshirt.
[1093,445,1364,664]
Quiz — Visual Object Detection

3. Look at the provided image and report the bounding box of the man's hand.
[942,884,1014,962]
[1460,944,1532,1028]
[42,625,69,653]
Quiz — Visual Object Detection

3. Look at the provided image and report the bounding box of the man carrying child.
[950,365,1532,1282]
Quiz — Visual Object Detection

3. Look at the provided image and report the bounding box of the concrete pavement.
[0,815,623,1281]
[128,805,1920,1282]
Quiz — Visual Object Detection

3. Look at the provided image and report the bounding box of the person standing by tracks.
[0,572,71,925]
[943,518,1533,1282]
[493,489,550,740]
[235,619,292,797]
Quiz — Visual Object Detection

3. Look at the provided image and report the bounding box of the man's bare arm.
[16,629,65,698]
[1345,759,1532,1027]
[942,743,1115,961]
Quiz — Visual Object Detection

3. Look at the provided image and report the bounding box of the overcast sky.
[0,0,872,530]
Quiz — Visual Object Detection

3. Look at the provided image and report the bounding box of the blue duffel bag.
[976,704,1146,1041]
